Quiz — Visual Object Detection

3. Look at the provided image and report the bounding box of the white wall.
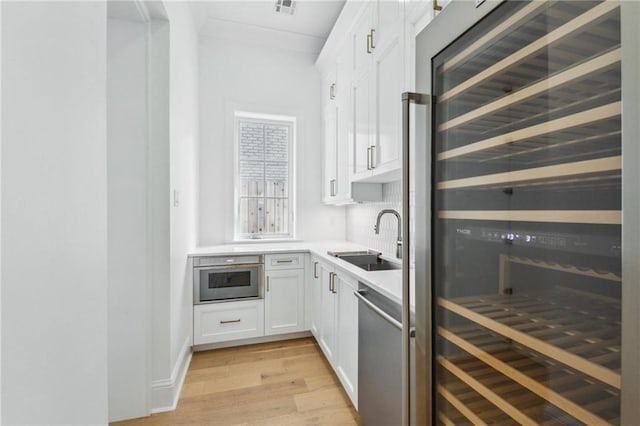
[346,181,401,258]
[1,2,108,424]
[199,37,346,245]
[166,0,199,395]
[148,1,198,412]
[107,15,150,422]
[346,180,415,262]
[0,1,3,420]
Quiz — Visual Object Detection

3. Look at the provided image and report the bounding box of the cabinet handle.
[372,145,377,169]
[366,33,372,54]
[367,147,372,170]
[332,274,338,294]
[266,275,270,292]
[314,262,319,278]
[370,29,376,49]
[330,179,337,197]
[329,272,334,292]
[329,83,336,100]
[220,319,241,324]
[369,145,376,169]
[276,259,293,264]
[433,0,442,11]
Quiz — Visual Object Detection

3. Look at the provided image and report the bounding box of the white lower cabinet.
[319,263,338,363]
[335,273,358,408]
[194,300,264,345]
[193,252,306,346]
[309,255,359,408]
[264,268,305,336]
[310,257,323,337]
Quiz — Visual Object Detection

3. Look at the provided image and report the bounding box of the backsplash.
[346,180,414,261]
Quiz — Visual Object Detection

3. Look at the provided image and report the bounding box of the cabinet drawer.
[194,300,264,345]
[193,255,261,267]
[265,253,305,270]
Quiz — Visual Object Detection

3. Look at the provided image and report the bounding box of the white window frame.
[233,111,296,240]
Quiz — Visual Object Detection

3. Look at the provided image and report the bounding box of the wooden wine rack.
[432,1,622,423]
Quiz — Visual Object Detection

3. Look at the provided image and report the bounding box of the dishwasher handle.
[354,290,402,330]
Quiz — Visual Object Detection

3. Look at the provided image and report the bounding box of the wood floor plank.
[112,337,359,426]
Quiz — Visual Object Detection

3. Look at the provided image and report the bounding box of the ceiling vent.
[275,0,296,15]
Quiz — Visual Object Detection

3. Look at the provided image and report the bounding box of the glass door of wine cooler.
[417,1,632,424]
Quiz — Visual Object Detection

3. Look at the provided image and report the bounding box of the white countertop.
[189,241,412,306]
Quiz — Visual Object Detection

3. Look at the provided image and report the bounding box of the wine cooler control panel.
[455,226,621,258]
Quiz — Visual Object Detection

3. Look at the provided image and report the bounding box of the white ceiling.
[190,0,346,55]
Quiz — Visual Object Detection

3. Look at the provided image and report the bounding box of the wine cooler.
[409,0,640,424]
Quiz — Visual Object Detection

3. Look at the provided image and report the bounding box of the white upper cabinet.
[322,70,338,203]
[317,0,439,194]
[351,68,373,180]
[350,0,404,183]
[373,0,403,49]
[321,39,383,205]
[323,102,338,202]
[335,48,355,202]
[352,3,374,76]
[373,35,403,175]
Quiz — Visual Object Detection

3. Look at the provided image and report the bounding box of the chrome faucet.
[374,209,402,259]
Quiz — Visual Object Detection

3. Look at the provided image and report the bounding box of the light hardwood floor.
[113,337,360,425]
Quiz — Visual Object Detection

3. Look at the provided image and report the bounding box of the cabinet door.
[352,69,373,180]
[352,4,373,76]
[323,103,338,202]
[336,273,358,408]
[335,50,352,202]
[309,257,323,337]
[318,263,337,363]
[374,36,403,173]
[264,269,305,336]
[373,0,403,50]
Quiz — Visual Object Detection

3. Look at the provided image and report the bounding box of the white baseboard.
[150,336,192,413]
[192,330,312,352]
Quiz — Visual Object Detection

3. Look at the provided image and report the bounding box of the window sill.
[227,238,303,245]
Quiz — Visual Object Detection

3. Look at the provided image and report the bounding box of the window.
[234,112,295,239]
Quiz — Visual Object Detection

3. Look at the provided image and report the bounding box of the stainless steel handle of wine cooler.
[401,92,430,426]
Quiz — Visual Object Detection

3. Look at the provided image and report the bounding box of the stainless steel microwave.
[193,255,263,304]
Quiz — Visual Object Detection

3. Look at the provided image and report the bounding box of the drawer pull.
[220,319,241,324]
[276,259,294,264]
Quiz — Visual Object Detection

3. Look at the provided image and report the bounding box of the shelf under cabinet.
[438,287,621,389]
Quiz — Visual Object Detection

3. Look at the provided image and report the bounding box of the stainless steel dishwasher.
[355,282,402,426]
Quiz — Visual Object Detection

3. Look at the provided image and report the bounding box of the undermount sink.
[327,250,401,272]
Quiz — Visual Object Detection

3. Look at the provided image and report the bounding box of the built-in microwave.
[193,255,263,304]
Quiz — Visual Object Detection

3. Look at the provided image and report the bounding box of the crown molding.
[200,17,326,55]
